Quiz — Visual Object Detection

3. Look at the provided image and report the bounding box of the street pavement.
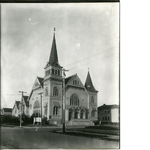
[1,126,119,149]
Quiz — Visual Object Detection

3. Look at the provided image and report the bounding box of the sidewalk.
[1,123,60,129]
[54,130,119,142]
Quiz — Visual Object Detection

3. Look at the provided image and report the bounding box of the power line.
[2,94,21,96]
[63,46,117,67]
[69,52,119,71]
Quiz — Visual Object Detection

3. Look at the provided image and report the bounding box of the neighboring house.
[1,108,12,116]
[19,96,29,116]
[98,104,119,123]
[28,77,43,117]
[27,30,98,126]
[12,101,20,117]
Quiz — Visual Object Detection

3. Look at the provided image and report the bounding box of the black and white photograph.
[1,2,119,149]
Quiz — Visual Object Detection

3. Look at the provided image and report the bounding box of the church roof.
[65,74,77,85]
[48,31,62,68]
[37,76,44,87]
[85,71,98,92]
[23,96,29,107]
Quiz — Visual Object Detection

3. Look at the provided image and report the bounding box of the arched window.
[53,106,58,115]
[91,96,94,103]
[34,100,40,109]
[55,70,57,75]
[45,87,48,96]
[75,80,77,85]
[70,94,79,106]
[58,70,60,76]
[52,69,54,75]
[53,86,59,96]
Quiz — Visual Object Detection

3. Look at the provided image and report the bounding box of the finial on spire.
[88,68,90,71]
[54,28,56,32]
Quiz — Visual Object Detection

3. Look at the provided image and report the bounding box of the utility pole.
[38,92,43,128]
[19,91,27,127]
[62,68,69,133]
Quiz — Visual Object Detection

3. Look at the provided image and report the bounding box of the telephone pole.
[38,92,43,128]
[19,91,27,127]
[62,68,69,133]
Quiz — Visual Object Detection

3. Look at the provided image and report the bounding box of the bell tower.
[43,28,63,125]
[85,70,98,121]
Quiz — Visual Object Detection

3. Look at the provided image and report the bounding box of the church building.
[28,29,98,126]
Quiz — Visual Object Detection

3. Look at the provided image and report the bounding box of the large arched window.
[70,94,79,106]
[53,86,59,96]
[34,100,40,109]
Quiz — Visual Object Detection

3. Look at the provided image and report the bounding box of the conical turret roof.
[48,29,62,68]
[85,71,98,92]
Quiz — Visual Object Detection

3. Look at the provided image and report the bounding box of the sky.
[1,3,119,109]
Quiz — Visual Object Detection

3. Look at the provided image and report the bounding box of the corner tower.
[43,29,63,125]
[85,70,98,121]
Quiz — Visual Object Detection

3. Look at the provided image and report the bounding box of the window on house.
[45,87,48,96]
[108,111,109,113]
[105,117,107,120]
[108,117,109,120]
[70,94,79,106]
[53,86,59,96]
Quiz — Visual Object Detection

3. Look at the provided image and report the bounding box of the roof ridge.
[37,76,44,79]
[65,73,77,79]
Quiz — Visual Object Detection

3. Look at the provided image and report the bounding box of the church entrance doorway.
[75,111,78,119]
[81,112,83,119]
[69,111,72,120]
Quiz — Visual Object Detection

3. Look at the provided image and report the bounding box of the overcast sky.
[1,3,119,108]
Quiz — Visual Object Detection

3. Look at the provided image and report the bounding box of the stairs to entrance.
[66,119,94,126]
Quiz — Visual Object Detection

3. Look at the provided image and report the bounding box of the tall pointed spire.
[85,70,98,92]
[49,28,61,67]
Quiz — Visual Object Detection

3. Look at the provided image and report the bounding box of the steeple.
[48,28,62,68]
[85,70,98,92]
